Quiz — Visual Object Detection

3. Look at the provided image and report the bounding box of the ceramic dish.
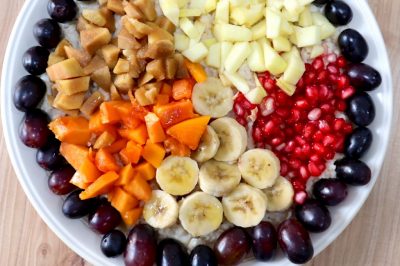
[1,0,392,265]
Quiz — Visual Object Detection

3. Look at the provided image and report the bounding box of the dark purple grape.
[33,18,62,48]
[278,219,314,264]
[124,224,157,266]
[37,138,66,170]
[250,221,277,261]
[19,109,50,148]
[295,199,332,233]
[101,230,127,257]
[324,0,353,26]
[338,29,368,63]
[13,75,46,111]
[346,63,382,91]
[22,46,49,75]
[312,179,348,206]
[47,0,77,23]
[156,239,189,266]
[214,227,250,265]
[48,165,76,195]
[345,127,373,159]
[335,158,371,186]
[190,245,217,266]
[346,92,375,127]
[313,0,331,5]
[89,204,121,234]
[62,190,99,219]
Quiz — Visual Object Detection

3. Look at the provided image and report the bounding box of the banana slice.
[192,77,234,118]
[238,149,280,189]
[222,183,267,228]
[156,156,199,196]
[192,126,221,163]
[143,190,179,229]
[199,160,242,197]
[264,176,294,212]
[210,117,247,162]
[179,192,223,237]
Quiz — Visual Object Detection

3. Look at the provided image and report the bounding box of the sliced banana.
[210,117,247,162]
[143,190,179,229]
[156,156,199,196]
[238,149,280,189]
[199,160,242,197]
[264,176,294,212]
[192,77,234,118]
[179,192,223,237]
[222,183,267,228]
[192,126,221,163]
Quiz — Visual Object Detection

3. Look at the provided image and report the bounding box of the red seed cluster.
[234,55,355,204]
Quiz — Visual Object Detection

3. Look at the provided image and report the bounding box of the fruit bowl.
[1,0,392,265]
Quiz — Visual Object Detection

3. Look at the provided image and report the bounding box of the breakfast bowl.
[1,0,392,265]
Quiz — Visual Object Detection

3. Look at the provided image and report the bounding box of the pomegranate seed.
[263,120,275,135]
[300,166,310,180]
[313,130,324,142]
[275,107,290,118]
[292,179,305,191]
[318,163,326,172]
[308,108,322,121]
[317,70,329,84]
[341,86,356,100]
[312,57,324,70]
[326,53,337,63]
[310,154,322,163]
[285,141,296,152]
[320,103,334,114]
[333,135,345,152]
[318,120,331,133]
[323,134,335,146]
[337,75,350,89]
[303,123,317,139]
[343,123,353,134]
[329,74,338,82]
[308,161,322,177]
[280,162,289,176]
[236,116,247,127]
[289,158,302,169]
[324,150,335,160]
[294,191,308,205]
[294,123,303,133]
[318,85,329,99]
[304,71,317,84]
[333,118,346,131]
[313,143,326,155]
[276,92,289,106]
[301,144,311,157]
[336,100,347,112]
[242,99,255,110]
[252,126,263,143]
[305,85,319,100]
[295,98,310,110]
[271,137,283,146]
[275,143,286,151]
[327,64,339,74]
[233,103,245,116]
[259,97,275,116]
[289,109,301,123]
[336,56,347,68]
[295,136,306,146]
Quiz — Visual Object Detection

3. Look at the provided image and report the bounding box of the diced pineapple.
[193,21,206,42]
[189,0,206,10]
[224,72,250,94]
[53,92,86,110]
[174,33,190,52]
[220,42,233,71]
[203,38,217,47]
[182,42,208,63]
[282,49,305,85]
[298,7,313,27]
[298,0,314,5]
[56,76,90,95]
[277,77,296,96]
[215,0,230,23]
[312,12,336,39]
[295,25,321,47]
[205,0,217,12]
[267,0,284,10]
[229,0,246,7]
[248,41,266,72]
[230,7,247,26]
[280,18,294,36]
[263,42,287,75]
[160,0,180,26]
[180,18,199,39]
[273,36,292,52]
[213,24,252,42]
[178,0,189,8]
[47,58,84,81]
[224,42,251,73]
[82,9,107,27]
[251,19,266,41]
[245,86,267,104]
[310,45,325,59]
[107,0,125,15]
[283,0,305,16]
[266,8,282,39]
[113,58,130,74]
[180,8,202,17]
[206,43,221,68]
[281,7,300,22]
[245,4,266,27]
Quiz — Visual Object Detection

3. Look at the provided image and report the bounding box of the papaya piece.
[111,187,139,214]
[121,207,143,226]
[119,141,143,164]
[95,148,121,172]
[79,171,119,200]
[100,101,120,124]
[153,100,195,128]
[70,172,90,189]
[142,141,165,168]
[172,78,194,101]
[135,162,156,181]
[144,112,166,143]
[78,156,102,183]
[60,143,89,170]
[116,164,135,186]
[124,175,152,201]
[93,130,117,149]
[103,139,128,153]
[163,137,191,157]
[118,124,148,145]
[49,116,91,145]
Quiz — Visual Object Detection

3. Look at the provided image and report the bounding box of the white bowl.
[1,0,392,265]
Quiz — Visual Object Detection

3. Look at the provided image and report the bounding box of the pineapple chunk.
[182,42,208,63]
[53,92,86,110]
[312,12,336,39]
[245,86,267,104]
[215,0,229,23]
[180,18,199,39]
[98,44,120,69]
[224,72,250,94]
[277,77,296,96]
[56,77,90,95]
[295,25,321,47]
[263,42,287,75]
[82,9,107,26]
[203,38,217,47]
[81,27,112,54]
[174,33,190,52]
[310,45,325,59]
[114,73,135,92]
[273,36,292,52]
[267,0,284,10]
[178,0,189,8]
[280,18,294,36]
[92,66,112,90]
[113,58,130,74]
[266,8,282,39]
[283,0,305,16]
[248,41,266,72]
[220,42,233,71]
[224,42,251,73]
[281,7,300,23]
[206,43,221,68]
[189,0,206,10]
[47,58,84,81]
[193,21,206,42]
[205,0,217,12]
[282,49,305,85]
[159,0,180,26]
[213,24,252,42]
[298,7,313,27]
[231,4,265,27]
[229,0,246,7]
[107,0,125,15]
[251,19,266,41]
[180,8,202,17]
